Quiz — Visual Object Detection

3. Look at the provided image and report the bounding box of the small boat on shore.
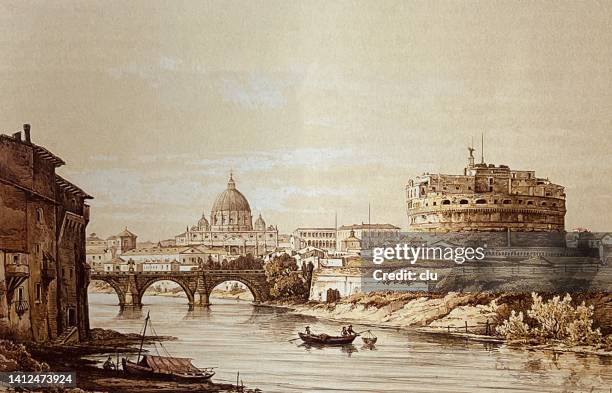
[298,332,358,345]
[122,311,215,382]
[122,355,215,382]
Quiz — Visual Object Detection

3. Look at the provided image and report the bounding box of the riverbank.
[263,291,612,356]
[2,329,261,393]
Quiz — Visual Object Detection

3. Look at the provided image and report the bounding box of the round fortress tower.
[406,147,566,232]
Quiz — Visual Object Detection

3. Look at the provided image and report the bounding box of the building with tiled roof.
[1,124,92,343]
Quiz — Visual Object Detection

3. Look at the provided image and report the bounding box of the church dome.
[210,173,253,231]
[198,214,210,231]
[254,214,266,231]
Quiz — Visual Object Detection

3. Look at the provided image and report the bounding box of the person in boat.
[347,325,355,335]
[305,326,311,335]
[103,356,116,371]
[341,326,348,336]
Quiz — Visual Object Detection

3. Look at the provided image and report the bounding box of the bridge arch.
[137,277,195,308]
[88,277,126,306]
[204,275,267,304]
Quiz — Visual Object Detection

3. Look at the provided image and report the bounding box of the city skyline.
[2,1,611,240]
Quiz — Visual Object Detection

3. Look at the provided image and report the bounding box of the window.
[442,200,451,205]
[13,255,19,264]
[35,283,42,302]
[36,208,44,224]
[503,199,512,204]
[475,199,486,204]
[459,199,469,205]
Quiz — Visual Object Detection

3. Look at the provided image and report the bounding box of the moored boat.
[122,355,215,382]
[121,311,215,382]
[298,332,358,345]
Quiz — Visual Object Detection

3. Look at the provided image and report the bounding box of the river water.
[88,293,611,393]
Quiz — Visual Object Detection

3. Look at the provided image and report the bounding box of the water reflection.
[297,343,359,357]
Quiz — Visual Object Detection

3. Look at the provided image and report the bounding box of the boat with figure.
[122,311,215,382]
[298,332,358,345]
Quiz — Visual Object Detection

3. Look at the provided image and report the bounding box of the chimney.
[23,124,31,143]
[12,132,21,141]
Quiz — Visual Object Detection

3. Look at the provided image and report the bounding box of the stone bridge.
[88,269,270,310]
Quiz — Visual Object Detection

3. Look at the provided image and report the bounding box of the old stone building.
[336,223,401,251]
[85,227,137,270]
[406,147,566,232]
[291,227,337,252]
[175,173,278,257]
[85,233,107,271]
[291,224,400,253]
[0,125,92,343]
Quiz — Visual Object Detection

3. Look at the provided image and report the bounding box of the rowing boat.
[298,332,358,345]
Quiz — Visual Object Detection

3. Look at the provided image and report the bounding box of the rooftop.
[338,223,400,230]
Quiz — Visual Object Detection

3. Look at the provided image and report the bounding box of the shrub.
[496,292,602,345]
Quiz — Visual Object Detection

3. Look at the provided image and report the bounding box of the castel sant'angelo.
[406,144,566,233]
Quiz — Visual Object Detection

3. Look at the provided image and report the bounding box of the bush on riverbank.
[496,293,603,346]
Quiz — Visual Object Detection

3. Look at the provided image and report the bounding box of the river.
[88,293,611,393]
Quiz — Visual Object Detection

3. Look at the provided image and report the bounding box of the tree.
[264,254,309,300]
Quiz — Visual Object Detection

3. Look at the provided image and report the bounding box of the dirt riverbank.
[263,291,612,356]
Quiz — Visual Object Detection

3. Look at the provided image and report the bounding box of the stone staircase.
[53,326,79,345]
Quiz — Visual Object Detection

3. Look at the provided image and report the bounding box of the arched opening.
[209,280,257,304]
[139,279,194,307]
[475,199,486,204]
[459,199,469,205]
[87,278,125,306]
[442,200,451,205]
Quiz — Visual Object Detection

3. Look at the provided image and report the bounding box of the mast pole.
[137,311,150,363]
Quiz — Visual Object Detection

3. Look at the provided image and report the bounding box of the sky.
[1,0,611,241]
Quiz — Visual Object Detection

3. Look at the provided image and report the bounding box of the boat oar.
[287,337,301,342]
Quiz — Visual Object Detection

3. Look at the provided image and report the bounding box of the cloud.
[189,147,354,174]
[107,56,184,88]
[220,74,287,109]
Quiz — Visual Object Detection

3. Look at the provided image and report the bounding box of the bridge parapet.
[88,269,270,309]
